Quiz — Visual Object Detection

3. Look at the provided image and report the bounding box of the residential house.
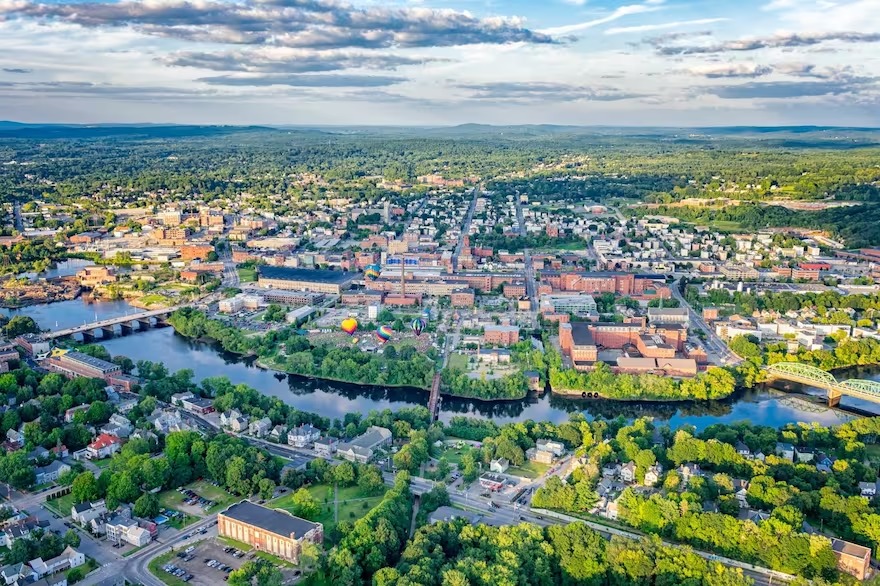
[490,458,510,474]
[858,481,877,497]
[313,437,338,458]
[268,425,285,442]
[734,479,750,508]
[795,446,816,463]
[86,434,121,460]
[28,546,84,578]
[230,415,249,433]
[34,461,70,485]
[678,463,701,486]
[619,462,636,484]
[753,451,766,462]
[526,447,554,465]
[643,465,662,487]
[0,563,35,585]
[220,410,243,428]
[71,501,107,526]
[734,441,751,458]
[337,426,392,464]
[147,409,191,434]
[248,417,272,438]
[775,442,795,461]
[535,439,565,457]
[5,429,23,449]
[288,424,321,448]
[104,514,151,547]
[100,414,132,439]
[602,464,621,478]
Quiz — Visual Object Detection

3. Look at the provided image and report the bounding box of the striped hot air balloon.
[341,318,358,336]
[375,325,393,344]
[410,317,425,336]
[364,263,381,280]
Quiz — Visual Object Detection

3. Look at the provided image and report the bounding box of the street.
[670,278,741,366]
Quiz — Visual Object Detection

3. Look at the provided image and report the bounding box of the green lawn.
[447,353,469,371]
[707,220,743,232]
[269,483,386,544]
[46,492,78,517]
[139,294,173,307]
[238,267,257,283]
[158,480,238,516]
[507,460,550,479]
[431,444,470,467]
[92,458,114,469]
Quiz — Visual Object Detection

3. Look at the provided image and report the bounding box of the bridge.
[764,362,880,406]
[428,372,442,422]
[43,307,181,341]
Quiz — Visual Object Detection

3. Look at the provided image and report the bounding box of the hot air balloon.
[375,325,393,344]
[364,263,381,280]
[341,318,358,336]
[410,317,425,336]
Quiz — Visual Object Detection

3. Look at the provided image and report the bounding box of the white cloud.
[605,17,728,35]
[539,1,666,35]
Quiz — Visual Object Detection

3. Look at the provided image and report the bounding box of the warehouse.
[257,266,355,295]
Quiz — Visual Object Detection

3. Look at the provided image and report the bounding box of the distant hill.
[0,122,286,139]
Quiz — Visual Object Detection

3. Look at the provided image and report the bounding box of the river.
[19,297,873,430]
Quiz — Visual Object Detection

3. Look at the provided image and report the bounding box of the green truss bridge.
[765,362,880,406]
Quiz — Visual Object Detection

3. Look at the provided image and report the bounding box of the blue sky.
[0,0,878,125]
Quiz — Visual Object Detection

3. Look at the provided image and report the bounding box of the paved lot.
[162,539,249,586]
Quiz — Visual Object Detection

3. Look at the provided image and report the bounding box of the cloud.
[704,78,877,99]
[456,81,645,102]
[162,49,443,73]
[1,67,32,74]
[605,18,727,36]
[685,63,774,78]
[0,80,219,100]
[540,1,665,36]
[653,30,880,55]
[0,0,555,49]
[196,73,406,87]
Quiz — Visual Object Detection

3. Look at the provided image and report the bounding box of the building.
[34,461,70,485]
[489,458,509,473]
[287,424,321,448]
[218,501,322,564]
[647,307,689,325]
[338,426,392,464]
[526,447,554,464]
[180,396,215,415]
[86,434,122,460]
[257,266,355,295]
[71,501,107,526]
[313,437,338,458]
[249,417,273,438]
[76,266,116,288]
[45,351,122,381]
[831,539,871,580]
[483,325,519,347]
[539,293,597,316]
[450,289,475,308]
[536,439,565,457]
[28,546,84,578]
[478,473,506,492]
[14,334,50,358]
[644,465,662,487]
[105,516,151,547]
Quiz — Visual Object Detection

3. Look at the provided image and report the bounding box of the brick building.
[180,244,215,261]
[450,289,475,308]
[483,325,520,347]
[218,501,323,564]
[46,351,122,381]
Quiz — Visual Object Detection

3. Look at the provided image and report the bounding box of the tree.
[4,315,39,337]
[357,465,384,494]
[333,461,356,487]
[133,493,160,519]
[258,478,276,501]
[291,488,320,520]
[67,567,85,584]
[63,529,81,548]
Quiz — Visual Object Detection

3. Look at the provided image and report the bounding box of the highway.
[670,278,741,366]
[43,307,180,339]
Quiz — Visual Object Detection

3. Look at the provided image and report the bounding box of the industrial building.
[257,266,355,295]
[218,501,323,564]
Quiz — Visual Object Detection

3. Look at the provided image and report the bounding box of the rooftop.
[220,500,319,540]
[63,351,119,373]
[258,266,354,284]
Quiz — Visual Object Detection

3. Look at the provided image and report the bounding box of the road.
[513,194,539,313]
[451,188,478,271]
[218,239,239,288]
[670,278,741,366]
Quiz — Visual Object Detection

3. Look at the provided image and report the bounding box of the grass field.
[508,460,550,479]
[707,220,743,232]
[139,294,173,307]
[447,353,469,371]
[238,267,257,283]
[92,458,114,469]
[158,480,238,516]
[269,483,386,544]
[431,443,471,466]
[46,492,78,517]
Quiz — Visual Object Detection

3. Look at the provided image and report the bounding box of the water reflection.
[2,298,140,332]
[98,328,853,430]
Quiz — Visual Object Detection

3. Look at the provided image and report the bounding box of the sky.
[0,0,879,125]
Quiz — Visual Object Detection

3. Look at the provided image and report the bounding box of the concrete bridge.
[765,362,880,406]
[43,307,181,341]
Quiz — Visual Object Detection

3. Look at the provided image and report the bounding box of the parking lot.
[160,539,248,586]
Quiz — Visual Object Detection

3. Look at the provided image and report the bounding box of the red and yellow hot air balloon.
[341,317,358,336]
[375,324,393,344]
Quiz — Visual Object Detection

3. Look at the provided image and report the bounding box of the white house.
[288,424,321,448]
[86,434,122,460]
[248,417,272,438]
[490,458,510,474]
[71,501,107,526]
[644,464,662,487]
[619,462,636,484]
[34,461,70,485]
[859,481,877,497]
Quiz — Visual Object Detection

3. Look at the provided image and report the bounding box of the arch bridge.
[764,362,880,406]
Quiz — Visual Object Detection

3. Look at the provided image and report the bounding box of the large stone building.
[218,501,322,564]
[257,266,355,295]
[45,351,122,381]
[539,271,670,298]
[559,321,693,374]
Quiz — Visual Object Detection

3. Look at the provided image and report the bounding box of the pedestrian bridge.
[43,307,181,341]
[764,362,880,406]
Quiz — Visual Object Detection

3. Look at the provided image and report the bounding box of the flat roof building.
[218,501,323,564]
[257,266,355,295]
